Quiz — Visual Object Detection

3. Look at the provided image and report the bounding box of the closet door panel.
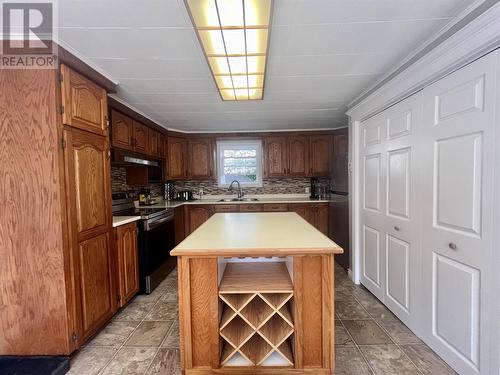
[420,53,496,375]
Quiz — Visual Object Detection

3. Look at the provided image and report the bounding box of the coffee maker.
[310,177,319,199]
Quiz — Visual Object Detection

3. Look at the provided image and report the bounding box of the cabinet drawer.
[263,203,288,212]
[239,204,263,212]
[214,205,239,212]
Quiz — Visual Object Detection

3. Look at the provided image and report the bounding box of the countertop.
[146,193,348,209]
[112,216,141,228]
[170,212,344,257]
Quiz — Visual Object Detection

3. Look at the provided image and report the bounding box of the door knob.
[394,226,400,231]
[448,243,457,250]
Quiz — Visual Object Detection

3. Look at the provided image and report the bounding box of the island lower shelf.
[219,262,295,367]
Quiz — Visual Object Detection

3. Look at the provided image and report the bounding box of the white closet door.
[420,53,496,375]
[360,113,387,301]
[381,95,422,326]
[359,94,421,325]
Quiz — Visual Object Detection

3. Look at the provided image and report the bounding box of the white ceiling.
[58,0,479,132]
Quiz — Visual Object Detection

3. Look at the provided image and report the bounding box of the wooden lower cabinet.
[76,233,115,339]
[114,222,139,307]
[186,205,214,235]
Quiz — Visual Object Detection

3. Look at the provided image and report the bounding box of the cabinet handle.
[448,243,457,250]
[394,226,400,231]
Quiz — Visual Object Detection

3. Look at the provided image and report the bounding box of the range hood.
[112,149,160,167]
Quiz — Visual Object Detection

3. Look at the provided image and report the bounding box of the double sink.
[218,198,259,202]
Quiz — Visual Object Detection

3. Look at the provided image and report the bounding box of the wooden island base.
[171,213,343,375]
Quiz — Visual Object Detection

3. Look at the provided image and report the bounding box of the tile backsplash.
[112,166,330,197]
[174,177,330,196]
[111,167,162,196]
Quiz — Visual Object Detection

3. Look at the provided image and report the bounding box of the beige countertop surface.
[171,212,344,257]
[112,216,141,228]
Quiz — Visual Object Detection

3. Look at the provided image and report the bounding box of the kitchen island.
[171,212,343,374]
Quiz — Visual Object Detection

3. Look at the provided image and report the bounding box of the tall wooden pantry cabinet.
[0,60,116,355]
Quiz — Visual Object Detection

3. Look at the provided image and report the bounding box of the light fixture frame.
[184,0,274,101]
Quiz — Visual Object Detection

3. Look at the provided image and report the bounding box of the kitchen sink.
[218,198,259,202]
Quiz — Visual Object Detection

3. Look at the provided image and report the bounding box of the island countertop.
[170,212,343,257]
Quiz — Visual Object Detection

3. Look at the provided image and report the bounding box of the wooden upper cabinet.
[189,138,214,179]
[148,129,161,157]
[264,136,288,177]
[309,135,331,177]
[132,121,149,154]
[64,127,111,241]
[168,136,188,180]
[331,128,348,193]
[115,222,139,307]
[288,136,309,177]
[111,110,133,150]
[60,64,108,136]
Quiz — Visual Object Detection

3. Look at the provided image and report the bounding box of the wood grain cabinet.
[114,222,139,307]
[309,135,331,177]
[111,109,133,150]
[264,134,331,178]
[63,126,115,343]
[132,121,149,154]
[148,129,161,157]
[188,138,214,179]
[60,65,108,136]
[264,136,288,177]
[3,64,118,356]
[186,205,214,235]
[289,203,328,235]
[167,136,188,180]
[288,135,309,177]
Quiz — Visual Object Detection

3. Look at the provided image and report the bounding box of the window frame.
[216,139,263,188]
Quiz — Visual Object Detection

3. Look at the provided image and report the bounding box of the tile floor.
[69,263,456,375]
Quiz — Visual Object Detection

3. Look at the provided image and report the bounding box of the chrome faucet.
[228,180,244,199]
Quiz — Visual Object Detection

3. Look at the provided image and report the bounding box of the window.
[216,140,263,187]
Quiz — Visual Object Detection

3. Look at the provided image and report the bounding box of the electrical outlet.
[305,187,310,194]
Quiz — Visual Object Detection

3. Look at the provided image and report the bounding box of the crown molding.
[346,1,500,121]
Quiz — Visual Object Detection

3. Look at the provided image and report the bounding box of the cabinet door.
[309,135,331,177]
[148,129,160,157]
[289,204,312,224]
[132,121,149,154]
[60,64,108,136]
[168,137,188,180]
[331,128,348,193]
[264,136,288,177]
[189,138,214,179]
[64,128,114,341]
[263,203,288,212]
[288,136,309,177]
[314,204,329,235]
[111,110,133,150]
[64,128,111,240]
[115,223,139,307]
[76,232,115,339]
[187,206,213,234]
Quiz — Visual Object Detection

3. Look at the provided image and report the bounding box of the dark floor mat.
[0,356,69,375]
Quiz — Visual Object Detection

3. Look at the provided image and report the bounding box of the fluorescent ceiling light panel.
[185,0,272,101]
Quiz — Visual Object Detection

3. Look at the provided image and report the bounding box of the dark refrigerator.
[329,128,350,270]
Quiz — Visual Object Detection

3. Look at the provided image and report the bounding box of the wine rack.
[218,262,294,367]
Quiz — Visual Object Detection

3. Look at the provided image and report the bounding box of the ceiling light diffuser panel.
[185,0,273,101]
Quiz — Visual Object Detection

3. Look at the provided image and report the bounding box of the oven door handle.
[145,214,174,231]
